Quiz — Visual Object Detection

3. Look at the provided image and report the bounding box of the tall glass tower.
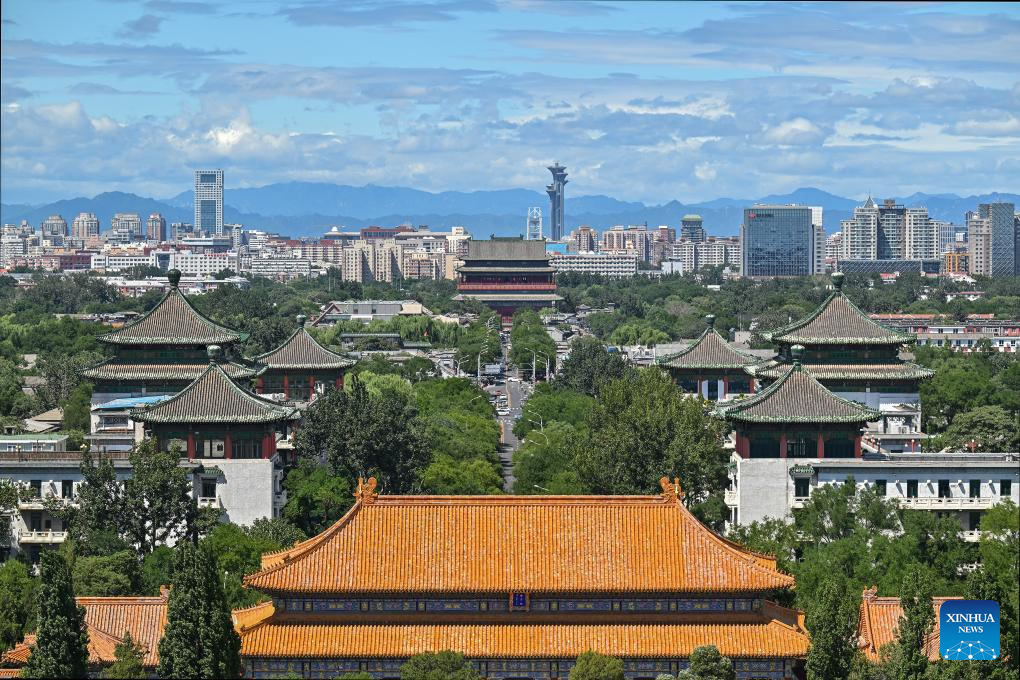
[194,169,224,236]
[741,205,816,278]
[545,163,567,241]
[982,202,1016,276]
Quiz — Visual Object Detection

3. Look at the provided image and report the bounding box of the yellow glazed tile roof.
[244,478,794,594]
[857,588,960,661]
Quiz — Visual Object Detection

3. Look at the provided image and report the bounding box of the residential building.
[725,451,1019,535]
[88,395,168,454]
[194,169,224,236]
[252,315,355,403]
[111,213,142,240]
[236,479,810,679]
[248,257,312,280]
[312,300,432,325]
[549,251,639,278]
[668,237,741,275]
[455,238,562,321]
[545,162,568,241]
[680,214,705,242]
[40,214,67,239]
[567,226,598,253]
[71,212,100,239]
[824,232,842,272]
[837,259,941,276]
[741,205,818,278]
[146,212,167,241]
[841,198,935,263]
[602,226,651,261]
[660,315,759,399]
[871,314,1020,354]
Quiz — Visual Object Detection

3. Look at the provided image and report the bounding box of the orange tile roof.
[244,478,794,595]
[239,620,809,659]
[857,587,961,661]
[1,593,168,669]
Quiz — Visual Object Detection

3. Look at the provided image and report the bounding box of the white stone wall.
[195,457,285,527]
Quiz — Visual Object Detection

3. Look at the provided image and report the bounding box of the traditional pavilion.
[252,315,355,402]
[0,591,169,677]
[235,478,810,679]
[857,587,960,662]
[718,346,880,459]
[749,273,933,408]
[454,238,562,322]
[659,315,760,400]
[82,269,261,404]
[132,349,298,460]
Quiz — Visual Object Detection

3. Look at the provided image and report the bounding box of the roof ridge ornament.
[168,268,181,288]
[831,272,845,291]
[354,476,378,503]
[296,314,307,328]
[705,314,715,328]
[207,345,221,364]
[659,476,683,502]
[790,344,804,367]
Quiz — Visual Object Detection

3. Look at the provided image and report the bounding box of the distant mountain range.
[3,183,1017,238]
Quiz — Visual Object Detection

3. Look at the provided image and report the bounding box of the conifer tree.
[157,542,240,679]
[805,578,860,680]
[677,645,735,680]
[891,566,934,680]
[21,551,89,679]
[103,632,145,679]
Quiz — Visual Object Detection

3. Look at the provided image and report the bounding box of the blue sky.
[2,0,1018,205]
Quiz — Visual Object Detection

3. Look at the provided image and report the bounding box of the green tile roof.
[660,318,760,370]
[747,361,934,381]
[252,319,356,371]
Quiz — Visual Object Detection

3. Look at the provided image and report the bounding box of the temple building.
[748,273,932,451]
[1,591,169,677]
[659,316,760,400]
[234,478,810,679]
[82,269,261,406]
[252,315,355,402]
[856,587,959,662]
[455,238,562,321]
[718,346,879,460]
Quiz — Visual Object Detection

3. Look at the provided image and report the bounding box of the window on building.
[200,478,217,500]
[906,480,918,498]
[232,439,263,460]
[825,438,855,458]
[1002,479,1013,497]
[969,511,982,531]
[61,480,73,500]
[29,480,41,498]
[749,439,780,458]
[969,480,981,499]
[794,477,810,499]
[202,439,226,459]
[874,480,887,496]
[787,438,811,459]
[938,480,951,498]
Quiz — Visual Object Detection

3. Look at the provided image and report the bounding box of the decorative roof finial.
[167,269,181,288]
[831,272,845,291]
[354,476,379,503]
[790,344,804,367]
[862,585,878,601]
[705,314,716,328]
[207,345,221,364]
[296,314,307,328]
[659,476,683,502]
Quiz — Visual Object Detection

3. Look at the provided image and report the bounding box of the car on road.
[497,408,511,416]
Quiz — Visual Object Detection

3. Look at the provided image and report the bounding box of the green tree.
[793,478,899,545]
[554,336,634,396]
[935,405,1020,452]
[419,455,504,494]
[513,382,592,440]
[141,547,175,597]
[60,383,92,432]
[33,350,102,410]
[21,551,89,679]
[509,309,556,379]
[296,377,430,493]
[512,421,587,495]
[122,441,203,554]
[243,517,306,549]
[282,460,354,536]
[573,368,729,506]
[200,522,292,610]
[102,632,146,679]
[805,578,860,680]
[157,542,240,680]
[337,674,373,680]
[568,651,624,680]
[889,566,935,680]
[0,560,37,652]
[677,645,734,680]
[73,550,142,597]
[399,651,481,680]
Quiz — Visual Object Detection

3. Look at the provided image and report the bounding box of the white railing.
[791,496,810,509]
[960,530,982,542]
[896,497,994,510]
[17,496,74,511]
[18,530,68,544]
[197,497,222,509]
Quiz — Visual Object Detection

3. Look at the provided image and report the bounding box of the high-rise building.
[41,214,67,238]
[602,225,651,261]
[741,205,819,278]
[669,237,741,274]
[545,162,567,241]
[194,169,224,236]
[841,198,934,263]
[680,214,706,242]
[146,213,166,241]
[110,213,142,240]
[71,212,100,239]
[568,225,597,253]
[982,202,1016,276]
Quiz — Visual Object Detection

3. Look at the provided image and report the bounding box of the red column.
[308,375,316,398]
[749,378,757,392]
[224,432,233,460]
[737,434,749,459]
[854,435,863,458]
[283,374,290,400]
[816,432,825,458]
[262,432,274,458]
[256,376,264,394]
[336,375,343,389]
[722,375,729,398]
[187,433,196,460]
[779,432,788,459]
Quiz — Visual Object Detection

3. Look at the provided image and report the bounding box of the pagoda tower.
[720,346,879,459]
[454,238,562,322]
[659,315,761,400]
[251,315,355,402]
[82,269,260,404]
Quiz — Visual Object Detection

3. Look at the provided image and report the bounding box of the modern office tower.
[71,212,100,239]
[568,225,598,252]
[194,169,224,236]
[934,220,965,256]
[146,213,167,241]
[41,214,67,238]
[680,214,706,241]
[983,202,1016,276]
[545,162,567,241]
[740,205,817,278]
[111,213,142,239]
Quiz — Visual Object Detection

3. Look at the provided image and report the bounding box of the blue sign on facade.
[940,600,1000,660]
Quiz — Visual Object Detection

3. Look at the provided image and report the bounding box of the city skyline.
[2,1,1019,205]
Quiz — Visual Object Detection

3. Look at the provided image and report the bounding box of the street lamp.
[531,350,550,385]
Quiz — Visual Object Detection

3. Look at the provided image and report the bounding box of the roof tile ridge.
[660,327,711,362]
[838,291,913,340]
[76,595,168,604]
[370,494,668,505]
[720,363,795,413]
[252,327,302,361]
[245,499,366,586]
[797,368,881,417]
[765,291,837,340]
[132,363,218,416]
[98,287,174,340]
[665,487,794,587]
[169,286,242,338]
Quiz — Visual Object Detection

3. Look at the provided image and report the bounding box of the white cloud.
[763,118,826,146]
